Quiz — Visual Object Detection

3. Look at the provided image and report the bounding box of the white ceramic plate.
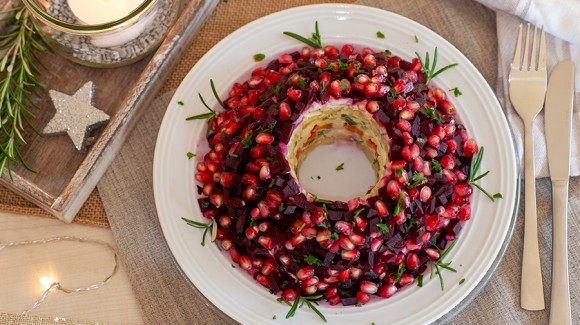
[153,4,518,324]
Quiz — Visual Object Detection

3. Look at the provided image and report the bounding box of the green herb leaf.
[449,87,462,97]
[304,253,324,266]
[186,112,215,120]
[406,171,427,189]
[283,21,322,48]
[467,147,503,201]
[253,53,266,62]
[285,297,300,319]
[417,275,423,287]
[177,100,184,106]
[431,159,443,173]
[425,106,441,121]
[341,114,358,126]
[415,47,458,83]
[377,223,389,234]
[242,130,253,149]
[393,193,404,216]
[210,79,226,110]
[353,207,365,217]
[304,299,327,322]
[394,263,406,282]
[336,162,345,171]
[459,278,465,285]
[376,31,385,39]
[414,35,419,43]
[186,152,196,159]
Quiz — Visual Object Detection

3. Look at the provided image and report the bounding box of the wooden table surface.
[0,212,142,324]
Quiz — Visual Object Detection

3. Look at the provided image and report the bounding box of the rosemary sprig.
[285,295,327,322]
[283,21,322,48]
[414,47,458,83]
[0,6,46,178]
[430,239,458,290]
[185,79,224,138]
[181,217,217,247]
[467,146,503,201]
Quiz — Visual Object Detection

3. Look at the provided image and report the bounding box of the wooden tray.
[0,0,218,223]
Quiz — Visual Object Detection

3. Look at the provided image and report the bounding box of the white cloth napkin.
[475,0,580,178]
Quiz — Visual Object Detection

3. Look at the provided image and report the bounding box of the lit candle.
[66,0,156,48]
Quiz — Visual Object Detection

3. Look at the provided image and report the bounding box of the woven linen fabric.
[96,0,579,324]
[475,0,580,179]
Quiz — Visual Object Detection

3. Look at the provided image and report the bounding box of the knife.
[545,60,575,325]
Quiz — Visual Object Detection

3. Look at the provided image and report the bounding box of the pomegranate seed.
[406,252,420,271]
[341,44,354,56]
[289,234,306,248]
[386,180,401,197]
[459,204,471,220]
[439,100,455,114]
[378,284,397,298]
[255,274,269,287]
[356,291,370,304]
[220,239,233,250]
[239,256,252,270]
[349,233,365,246]
[363,54,376,67]
[255,132,274,145]
[302,276,320,288]
[282,289,298,302]
[286,88,303,101]
[278,53,293,64]
[261,259,275,275]
[245,226,258,239]
[392,98,406,110]
[420,186,432,202]
[454,184,472,197]
[440,155,455,169]
[335,221,353,235]
[392,78,405,93]
[209,193,223,208]
[341,249,360,261]
[279,102,291,120]
[425,247,440,261]
[366,100,380,114]
[218,215,232,228]
[326,286,338,299]
[464,139,478,156]
[398,273,415,287]
[258,235,274,249]
[302,285,317,295]
[259,165,271,180]
[401,144,420,161]
[301,226,318,239]
[220,172,235,188]
[375,200,388,217]
[396,119,412,132]
[371,238,384,252]
[354,216,368,232]
[297,266,315,280]
[360,280,378,294]
[279,255,291,267]
[339,236,355,250]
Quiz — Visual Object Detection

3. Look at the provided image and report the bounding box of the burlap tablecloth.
[3,0,579,323]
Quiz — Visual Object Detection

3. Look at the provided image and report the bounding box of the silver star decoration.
[43,81,110,151]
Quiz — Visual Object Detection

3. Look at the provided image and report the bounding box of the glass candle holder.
[22,0,181,68]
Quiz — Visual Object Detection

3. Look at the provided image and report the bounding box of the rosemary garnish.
[285,295,327,322]
[430,239,458,290]
[467,147,502,201]
[414,47,458,83]
[181,217,217,247]
[186,79,224,138]
[0,6,46,178]
[283,21,322,49]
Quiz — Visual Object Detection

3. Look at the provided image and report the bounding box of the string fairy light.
[0,236,119,315]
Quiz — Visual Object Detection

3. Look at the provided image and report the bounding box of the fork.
[508,23,547,311]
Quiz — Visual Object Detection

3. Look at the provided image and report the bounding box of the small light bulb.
[39,276,53,289]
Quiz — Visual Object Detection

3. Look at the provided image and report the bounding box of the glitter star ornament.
[43,81,110,150]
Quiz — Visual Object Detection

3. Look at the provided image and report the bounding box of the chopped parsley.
[376,31,385,39]
[241,130,253,148]
[377,222,389,234]
[340,80,349,90]
[414,35,419,43]
[393,263,406,282]
[449,87,462,97]
[425,106,442,121]
[304,252,324,266]
[186,152,196,159]
[177,100,184,106]
[432,159,443,173]
[253,53,265,62]
[459,278,465,285]
[336,162,345,171]
[406,171,427,189]
[341,114,358,126]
